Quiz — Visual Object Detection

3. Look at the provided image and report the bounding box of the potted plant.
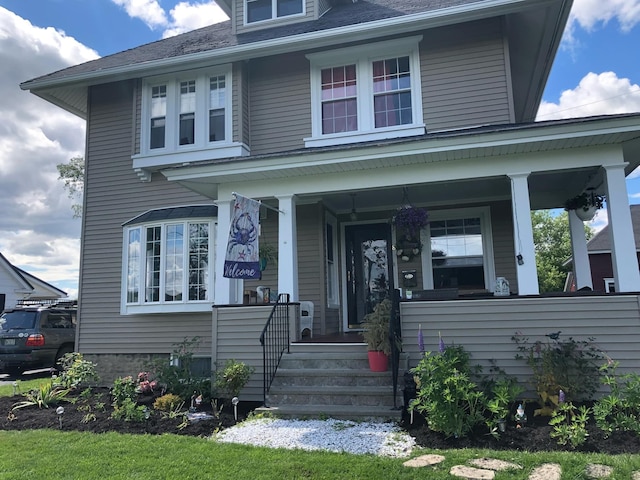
[564,191,604,221]
[258,241,277,271]
[361,299,393,372]
[391,204,429,260]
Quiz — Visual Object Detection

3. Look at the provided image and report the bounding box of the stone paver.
[585,463,613,478]
[632,471,640,480]
[450,465,495,479]
[528,463,562,480]
[469,458,523,471]
[402,454,445,468]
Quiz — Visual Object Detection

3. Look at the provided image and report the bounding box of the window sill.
[304,125,425,148]
[121,303,213,315]
[133,142,249,170]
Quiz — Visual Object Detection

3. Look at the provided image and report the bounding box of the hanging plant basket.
[564,191,604,222]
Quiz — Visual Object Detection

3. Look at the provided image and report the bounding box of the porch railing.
[259,293,291,405]
[389,288,402,409]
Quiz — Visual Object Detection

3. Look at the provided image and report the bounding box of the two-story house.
[21,0,640,411]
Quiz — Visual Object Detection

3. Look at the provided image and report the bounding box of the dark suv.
[0,301,77,376]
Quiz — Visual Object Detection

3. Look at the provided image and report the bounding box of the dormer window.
[306,36,425,148]
[246,0,303,24]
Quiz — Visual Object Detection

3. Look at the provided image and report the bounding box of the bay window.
[122,207,215,314]
[306,36,425,148]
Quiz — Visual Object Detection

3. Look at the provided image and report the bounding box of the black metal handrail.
[259,293,291,405]
[389,288,402,408]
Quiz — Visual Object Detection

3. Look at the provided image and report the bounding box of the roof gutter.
[21,0,552,91]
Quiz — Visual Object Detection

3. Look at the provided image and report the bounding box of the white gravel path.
[214,417,415,457]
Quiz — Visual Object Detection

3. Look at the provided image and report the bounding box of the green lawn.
[1,430,640,479]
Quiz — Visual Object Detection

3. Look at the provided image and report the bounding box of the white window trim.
[134,66,248,169]
[326,212,339,308]
[244,0,306,25]
[604,277,615,293]
[120,219,216,315]
[305,36,425,148]
[420,207,495,291]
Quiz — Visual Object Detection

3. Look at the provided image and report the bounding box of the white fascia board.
[21,0,543,92]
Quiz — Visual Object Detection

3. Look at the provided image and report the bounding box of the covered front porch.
[165,115,640,340]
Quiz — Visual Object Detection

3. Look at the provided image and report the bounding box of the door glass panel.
[362,239,389,316]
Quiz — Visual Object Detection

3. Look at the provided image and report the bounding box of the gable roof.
[21,0,571,123]
[587,204,640,253]
[0,252,68,299]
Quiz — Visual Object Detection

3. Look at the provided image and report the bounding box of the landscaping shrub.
[54,352,99,390]
[410,345,487,438]
[512,331,603,415]
[215,359,255,398]
[593,360,640,437]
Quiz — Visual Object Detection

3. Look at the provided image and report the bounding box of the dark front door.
[345,223,393,329]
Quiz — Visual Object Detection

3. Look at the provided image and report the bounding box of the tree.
[531,210,593,292]
[57,156,84,218]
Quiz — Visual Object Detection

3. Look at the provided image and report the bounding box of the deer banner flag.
[223,193,261,279]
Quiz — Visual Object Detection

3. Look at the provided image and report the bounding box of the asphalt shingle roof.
[588,204,640,252]
[25,0,482,85]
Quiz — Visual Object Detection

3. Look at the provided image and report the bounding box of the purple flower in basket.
[392,205,429,238]
[558,389,565,403]
[438,332,445,353]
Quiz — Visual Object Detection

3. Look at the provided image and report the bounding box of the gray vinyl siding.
[80,81,214,355]
[232,62,243,144]
[235,0,316,35]
[248,52,310,155]
[239,62,251,147]
[401,295,640,396]
[421,18,512,131]
[213,304,290,401]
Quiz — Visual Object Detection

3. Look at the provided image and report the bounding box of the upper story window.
[142,68,230,154]
[246,0,304,24]
[121,206,216,315]
[306,36,425,148]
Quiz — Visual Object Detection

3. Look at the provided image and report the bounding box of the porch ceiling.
[163,114,640,211]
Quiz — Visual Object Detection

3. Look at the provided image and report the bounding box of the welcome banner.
[223,194,261,279]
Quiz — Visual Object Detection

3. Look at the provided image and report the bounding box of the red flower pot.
[367,351,389,372]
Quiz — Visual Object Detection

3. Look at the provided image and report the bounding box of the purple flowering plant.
[392,205,429,238]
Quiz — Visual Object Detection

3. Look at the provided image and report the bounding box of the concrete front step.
[254,404,403,422]
[271,367,398,387]
[267,385,400,407]
[278,352,372,369]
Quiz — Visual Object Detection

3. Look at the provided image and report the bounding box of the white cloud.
[110,0,228,37]
[570,0,640,32]
[0,7,98,294]
[163,1,228,37]
[537,72,640,120]
[110,0,168,29]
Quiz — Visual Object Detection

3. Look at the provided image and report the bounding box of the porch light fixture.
[349,193,358,221]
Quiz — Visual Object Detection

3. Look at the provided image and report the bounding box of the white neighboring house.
[0,253,68,311]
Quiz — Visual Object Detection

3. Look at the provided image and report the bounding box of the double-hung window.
[420,207,495,293]
[246,0,304,24]
[306,36,425,148]
[122,207,216,314]
[135,66,244,171]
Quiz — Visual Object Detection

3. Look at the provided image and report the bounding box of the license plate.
[3,339,15,346]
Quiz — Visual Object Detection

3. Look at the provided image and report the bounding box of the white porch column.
[276,194,299,301]
[568,210,593,290]
[603,164,640,292]
[508,173,539,295]
[214,199,242,304]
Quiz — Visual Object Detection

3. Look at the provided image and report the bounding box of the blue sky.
[0,0,639,297]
